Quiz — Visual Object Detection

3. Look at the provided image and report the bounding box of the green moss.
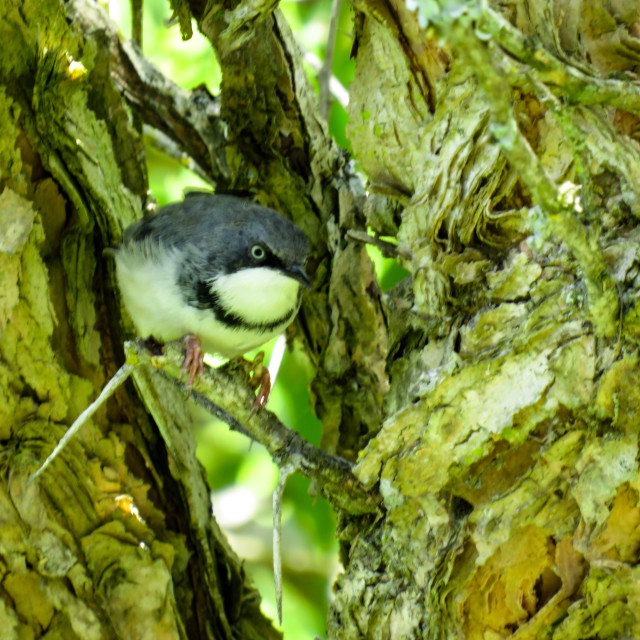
[0,89,22,183]
[552,569,640,639]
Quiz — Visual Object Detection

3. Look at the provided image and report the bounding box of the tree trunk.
[332,2,640,638]
[1,0,640,639]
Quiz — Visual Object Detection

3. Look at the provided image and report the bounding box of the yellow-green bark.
[329,1,640,638]
[3,0,640,638]
[0,1,280,638]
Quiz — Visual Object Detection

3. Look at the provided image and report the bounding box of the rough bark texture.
[333,1,640,639]
[2,0,640,638]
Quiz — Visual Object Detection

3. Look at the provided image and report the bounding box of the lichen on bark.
[328,0,640,638]
[0,1,281,638]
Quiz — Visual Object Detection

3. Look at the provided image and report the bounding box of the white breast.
[114,248,301,359]
[115,246,191,342]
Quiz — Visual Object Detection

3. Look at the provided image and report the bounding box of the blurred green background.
[106,1,356,636]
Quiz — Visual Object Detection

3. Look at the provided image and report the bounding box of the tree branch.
[127,340,381,515]
[318,0,342,120]
[112,38,230,185]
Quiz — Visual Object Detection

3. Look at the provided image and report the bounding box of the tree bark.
[1,0,640,638]
[332,1,640,638]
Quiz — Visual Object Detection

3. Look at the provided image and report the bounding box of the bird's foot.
[248,351,271,418]
[181,334,205,388]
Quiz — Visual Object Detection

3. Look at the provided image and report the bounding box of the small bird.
[28,193,310,485]
[107,193,311,403]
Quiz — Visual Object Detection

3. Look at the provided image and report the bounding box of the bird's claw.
[249,371,271,418]
[248,351,271,418]
[181,334,205,388]
[178,341,271,414]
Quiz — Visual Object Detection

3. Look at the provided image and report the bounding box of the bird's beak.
[287,264,312,289]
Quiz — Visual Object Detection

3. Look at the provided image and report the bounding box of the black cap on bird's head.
[190,195,310,288]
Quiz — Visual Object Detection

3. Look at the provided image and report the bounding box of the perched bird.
[107,193,311,403]
[28,193,310,485]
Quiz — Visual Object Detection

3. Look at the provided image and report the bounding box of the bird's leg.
[181,334,205,387]
[248,351,271,418]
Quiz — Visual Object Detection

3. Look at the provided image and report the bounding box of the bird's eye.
[251,244,266,261]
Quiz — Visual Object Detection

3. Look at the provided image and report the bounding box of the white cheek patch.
[211,268,301,325]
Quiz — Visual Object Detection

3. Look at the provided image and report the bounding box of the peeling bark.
[332,1,640,638]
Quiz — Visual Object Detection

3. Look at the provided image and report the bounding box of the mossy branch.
[479,7,640,116]
[127,340,380,515]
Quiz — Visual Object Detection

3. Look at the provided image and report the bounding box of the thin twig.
[28,363,134,485]
[130,0,143,50]
[299,45,349,109]
[347,229,399,257]
[143,126,213,185]
[302,49,349,109]
[273,462,295,624]
[130,0,144,134]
